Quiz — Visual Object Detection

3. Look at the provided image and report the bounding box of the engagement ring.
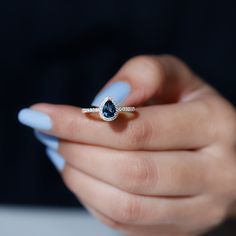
[82,97,136,121]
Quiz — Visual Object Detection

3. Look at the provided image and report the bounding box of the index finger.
[29,100,214,151]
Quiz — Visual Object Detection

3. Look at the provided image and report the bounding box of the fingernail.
[34,131,59,150]
[92,81,131,106]
[46,148,65,171]
[18,108,52,130]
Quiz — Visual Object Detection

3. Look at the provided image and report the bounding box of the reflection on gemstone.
[102,100,116,118]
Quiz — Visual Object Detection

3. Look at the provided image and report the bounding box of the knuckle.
[111,195,142,223]
[125,119,152,149]
[120,155,157,193]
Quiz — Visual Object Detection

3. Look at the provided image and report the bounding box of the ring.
[82,96,136,121]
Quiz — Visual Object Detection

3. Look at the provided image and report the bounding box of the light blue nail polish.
[92,81,131,106]
[35,131,59,150]
[46,148,65,171]
[18,108,52,130]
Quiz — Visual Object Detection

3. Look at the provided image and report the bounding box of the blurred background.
[0,0,235,235]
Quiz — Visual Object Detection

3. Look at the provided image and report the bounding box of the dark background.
[0,0,235,234]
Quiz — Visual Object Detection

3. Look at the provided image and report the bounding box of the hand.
[19,55,236,236]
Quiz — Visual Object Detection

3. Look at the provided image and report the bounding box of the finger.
[59,141,206,196]
[62,164,204,226]
[92,55,212,107]
[20,55,216,150]
[82,202,186,236]
[31,99,214,150]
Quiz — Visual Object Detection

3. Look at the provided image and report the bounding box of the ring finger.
[62,165,204,226]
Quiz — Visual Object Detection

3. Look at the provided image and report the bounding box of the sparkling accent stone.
[117,107,136,112]
[81,108,99,113]
[102,100,117,118]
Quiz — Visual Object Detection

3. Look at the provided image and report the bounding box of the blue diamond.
[102,100,116,118]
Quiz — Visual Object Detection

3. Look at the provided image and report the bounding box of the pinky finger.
[82,201,186,236]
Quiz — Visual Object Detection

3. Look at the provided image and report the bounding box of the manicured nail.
[92,81,131,106]
[46,148,65,171]
[18,108,52,130]
[35,131,59,150]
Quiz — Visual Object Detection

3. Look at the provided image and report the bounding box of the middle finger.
[59,141,206,196]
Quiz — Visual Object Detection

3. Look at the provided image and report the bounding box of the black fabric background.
[0,0,235,234]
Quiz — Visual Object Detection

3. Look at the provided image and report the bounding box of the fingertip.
[18,108,52,130]
[34,131,59,150]
[46,148,65,172]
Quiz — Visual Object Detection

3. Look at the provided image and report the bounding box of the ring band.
[82,96,136,121]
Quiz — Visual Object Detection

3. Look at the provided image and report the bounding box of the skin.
[32,55,236,235]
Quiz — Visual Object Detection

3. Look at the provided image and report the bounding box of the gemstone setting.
[102,100,116,118]
[99,97,119,121]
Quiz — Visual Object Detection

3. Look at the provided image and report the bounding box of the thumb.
[92,55,210,107]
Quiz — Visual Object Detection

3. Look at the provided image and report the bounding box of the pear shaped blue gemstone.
[102,100,116,118]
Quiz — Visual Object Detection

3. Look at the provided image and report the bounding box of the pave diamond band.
[82,96,136,122]
[81,107,135,113]
[81,108,100,113]
[117,106,136,112]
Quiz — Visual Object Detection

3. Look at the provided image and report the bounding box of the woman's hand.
[19,55,236,235]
